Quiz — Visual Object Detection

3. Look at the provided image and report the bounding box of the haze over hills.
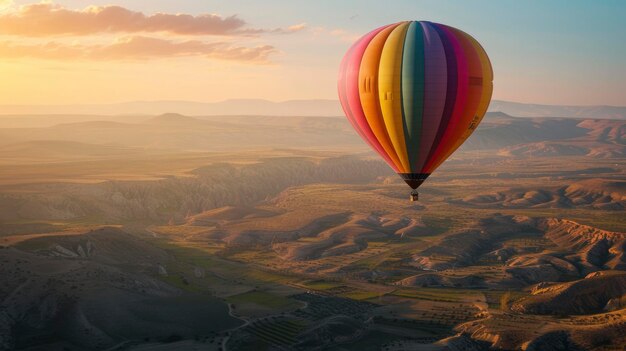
[2,99,626,120]
[0,112,623,155]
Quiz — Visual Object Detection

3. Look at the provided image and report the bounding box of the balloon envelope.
[338,21,493,190]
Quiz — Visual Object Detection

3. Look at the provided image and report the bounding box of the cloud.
[280,23,307,34]
[311,27,359,43]
[0,36,276,62]
[0,2,297,63]
[0,2,300,36]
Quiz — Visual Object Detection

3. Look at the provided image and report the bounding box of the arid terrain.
[0,104,625,350]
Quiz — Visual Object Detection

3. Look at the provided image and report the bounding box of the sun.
[0,0,13,12]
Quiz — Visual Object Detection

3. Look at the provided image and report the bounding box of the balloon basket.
[410,190,419,202]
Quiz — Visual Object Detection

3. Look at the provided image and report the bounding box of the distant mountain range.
[488,101,626,120]
[1,99,625,119]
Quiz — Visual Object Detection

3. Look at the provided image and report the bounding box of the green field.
[390,287,482,303]
[227,290,301,310]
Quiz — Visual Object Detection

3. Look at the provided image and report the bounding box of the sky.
[0,0,624,106]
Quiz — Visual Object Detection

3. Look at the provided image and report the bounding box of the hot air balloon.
[338,21,493,201]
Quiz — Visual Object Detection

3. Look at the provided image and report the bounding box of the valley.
[0,111,625,350]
